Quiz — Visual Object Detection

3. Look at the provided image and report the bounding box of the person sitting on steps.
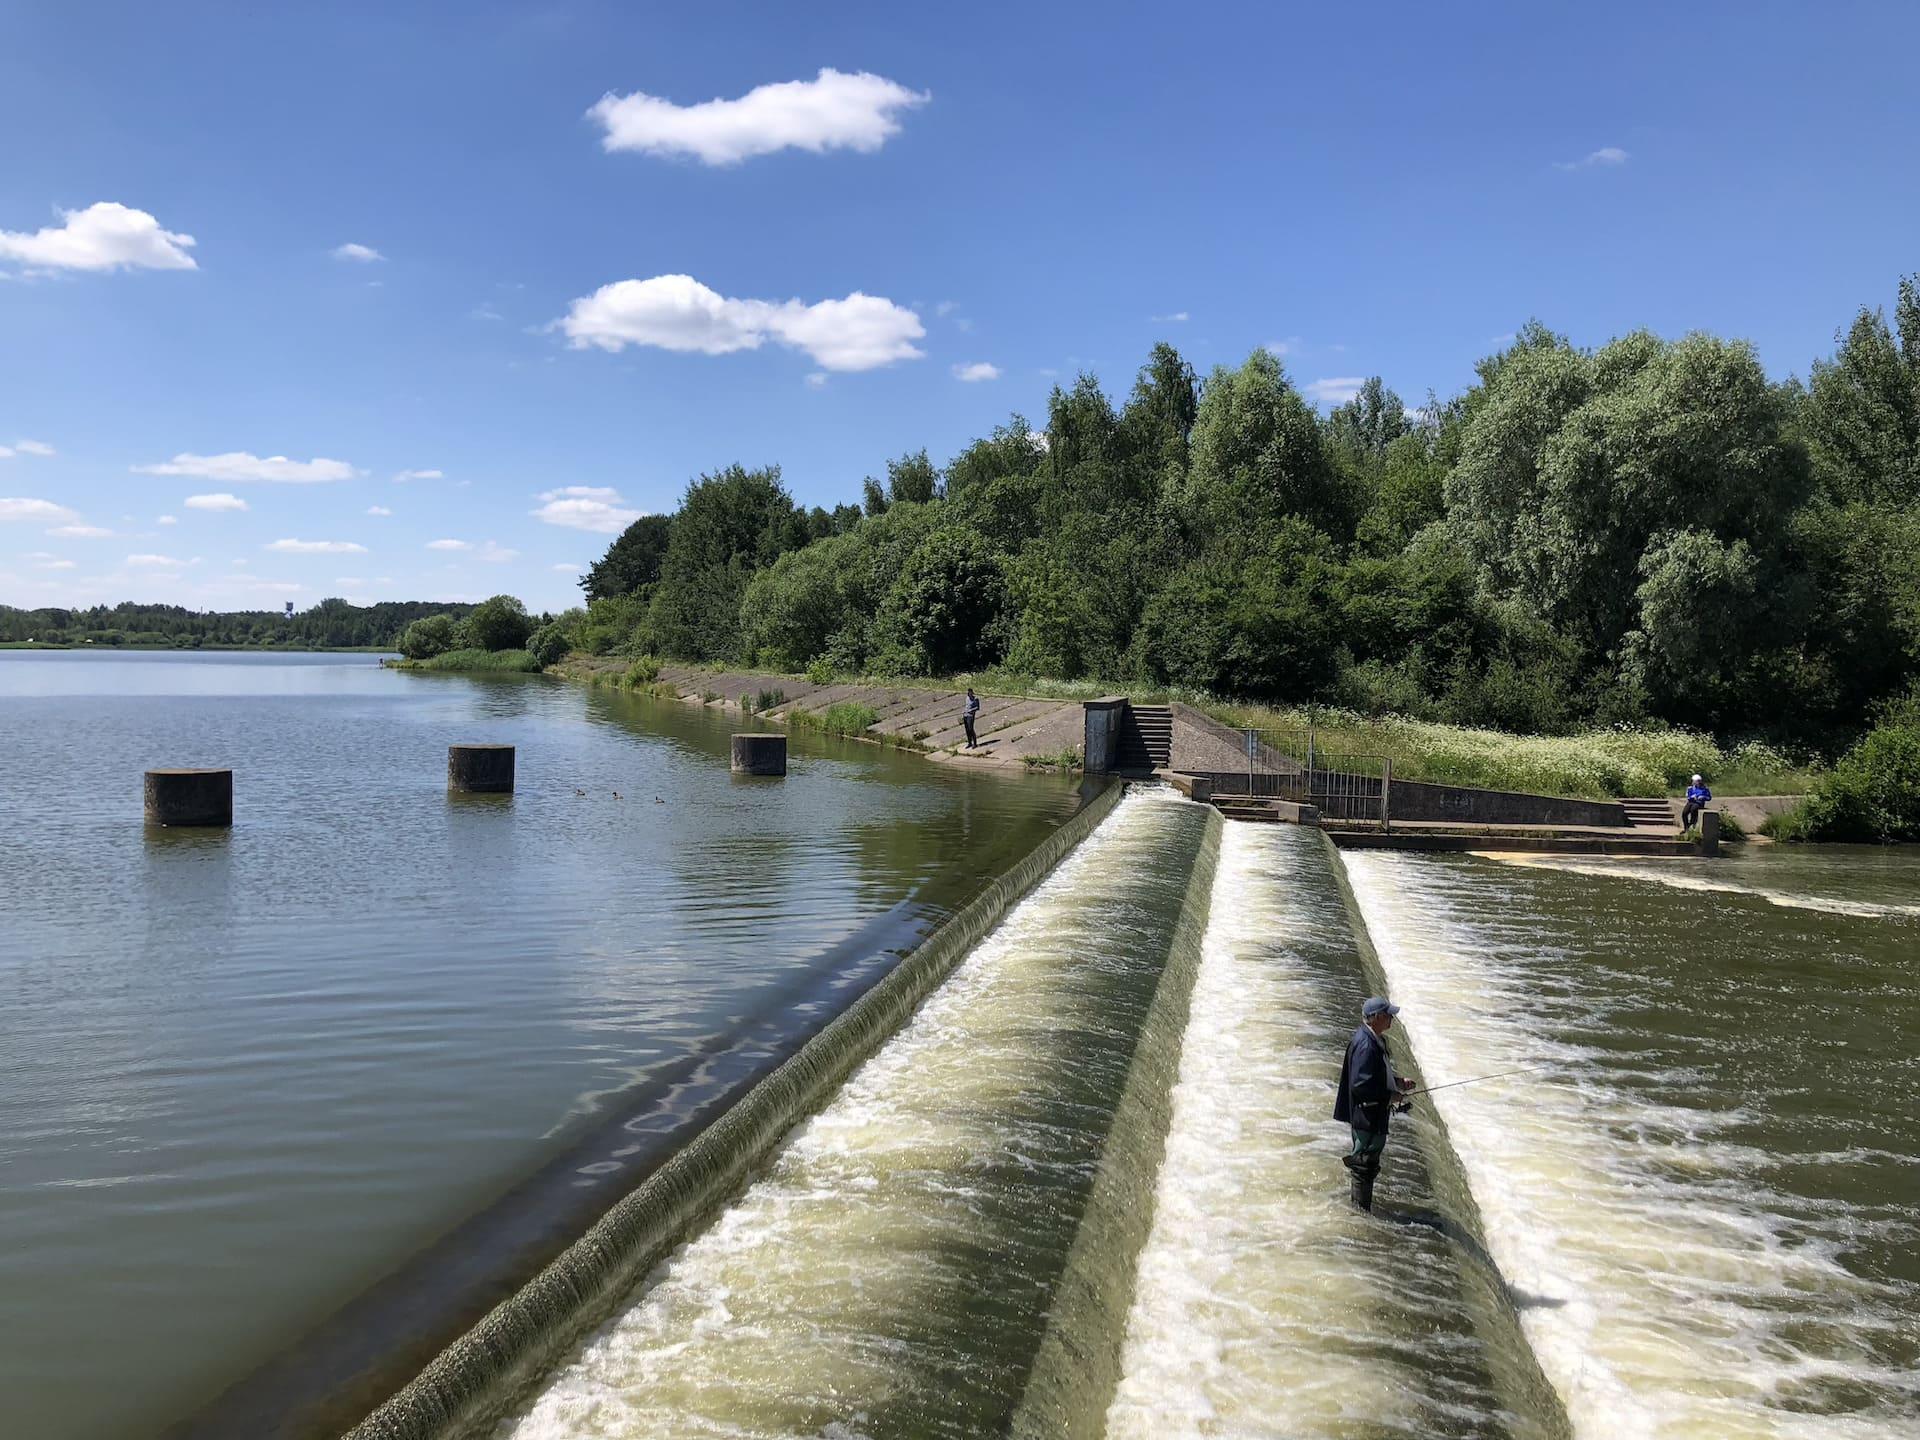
[1681,774,1711,833]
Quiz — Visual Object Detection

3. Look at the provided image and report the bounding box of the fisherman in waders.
[1333,996,1416,1211]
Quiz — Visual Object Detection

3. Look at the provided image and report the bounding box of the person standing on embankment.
[962,687,981,749]
[1334,997,1416,1211]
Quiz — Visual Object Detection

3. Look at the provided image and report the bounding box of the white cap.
[1691,774,1702,783]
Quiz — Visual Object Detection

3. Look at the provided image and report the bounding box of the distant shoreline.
[0,642,394,653]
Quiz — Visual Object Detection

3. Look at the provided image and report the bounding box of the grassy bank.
[551,654,1816,800]
[385,648,540,674]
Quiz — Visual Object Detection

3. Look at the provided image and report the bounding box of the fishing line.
[1408,1065,1550,1096]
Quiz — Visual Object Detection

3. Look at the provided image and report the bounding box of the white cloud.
[471,303,503,321]
[366,504,392,516]
[1555,146,1629,171]
[952,361,1001,382]
[134,452,359,483]
[551,562,581,573]
[0,201,197,272]
[48,523,112,538]
[126,553,184,567]
[157,514,177,525]
[589,67,928,166]
[1303,376,1366,406]
[477,540,517,563]
[530,485,644,534]
[393,468,443,483]
[1151,311,1190,323]
[265,538,368,555]
[934,300,959,318]
[331,242,384,263]
[0,497,78,524]
[804,371,828,389]
[184,492,248,512]
[25,552,75,570]
[1264,337,1300,358]
[14,440,54,456]
[557,274,923,372]
[0,447,10,460]
[426,538,470,551]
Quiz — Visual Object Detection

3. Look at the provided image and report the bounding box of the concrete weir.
[447,745,515,794]
[168,780,1123,1440]
[144,768,233,827]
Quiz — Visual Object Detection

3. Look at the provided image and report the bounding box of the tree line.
[574,278,1920,752]
[0,598,479,649]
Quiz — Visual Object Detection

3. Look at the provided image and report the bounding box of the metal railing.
[1220,729,1395,827]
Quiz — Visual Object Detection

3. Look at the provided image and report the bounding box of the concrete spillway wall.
[338,779,1127,1440]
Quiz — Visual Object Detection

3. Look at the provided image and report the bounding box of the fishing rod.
[1407,1065,1549,1097]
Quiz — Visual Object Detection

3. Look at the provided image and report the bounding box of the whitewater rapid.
[1341,850,1917,1440]
[1107,824,1540,1440]
[496,787,1209,1440]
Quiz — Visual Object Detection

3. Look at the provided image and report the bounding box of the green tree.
[885,449,939,505]
[1802,275,1920,506]
[582,514,671,602]
[877,525,1008,674]
[1180,349,1355,542]
[644,465,803,659]
[397,613,458,659]
[527,623,571,668]
[460,595,534,652]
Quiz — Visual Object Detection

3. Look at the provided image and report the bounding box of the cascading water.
[1340,849,1920,1440]
[1108,823,1561,1440]
[494,788,1217,1440]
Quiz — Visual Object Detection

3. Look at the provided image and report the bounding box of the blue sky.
[4,1,1917,615]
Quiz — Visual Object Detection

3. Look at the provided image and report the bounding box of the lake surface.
[0,652,1081,1439]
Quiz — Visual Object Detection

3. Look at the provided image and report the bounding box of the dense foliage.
[572,278,1920,770]
[0,598,475,649]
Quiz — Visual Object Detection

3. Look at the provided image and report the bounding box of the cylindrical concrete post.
[730,733,787,776]
[144,768,233,827]
[448,744,516,793]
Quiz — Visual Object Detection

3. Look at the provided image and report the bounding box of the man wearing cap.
[1681,774,1711,833]
[1333,996,1416,1211]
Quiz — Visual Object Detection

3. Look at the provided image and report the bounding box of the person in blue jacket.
[1682,774,1712,832]
[1333,996,1416,1211]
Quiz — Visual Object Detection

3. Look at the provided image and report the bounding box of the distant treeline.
[573,277,1920,757]
[0,598,479,649]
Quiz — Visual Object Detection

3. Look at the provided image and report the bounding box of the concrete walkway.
[574,659,1089,770]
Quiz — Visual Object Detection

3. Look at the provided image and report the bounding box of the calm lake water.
[0,652,1080,1439]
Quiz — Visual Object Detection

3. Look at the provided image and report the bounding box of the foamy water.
[1108,825,1528,1439]
[1476,853,1920,919]
[1342,851,1919,1440]
[497,788,1206,1440]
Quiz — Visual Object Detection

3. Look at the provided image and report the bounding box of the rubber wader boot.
[1349,1160,1379,1212]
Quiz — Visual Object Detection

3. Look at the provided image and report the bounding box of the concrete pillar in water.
[1698,810,1720,856]
[448,744,515,793]
[731,733,787,776]
[144,768,233,827]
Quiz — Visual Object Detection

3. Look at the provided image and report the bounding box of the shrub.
[701,688,720,704]
[404,647,540,673]
[755,687,786,712]
[397,613,458,660]
[806,657,835,686]
[527,623,570,669]
[1800,721,1920,842]
[815,701,878,735]
[460,594,535,652]
[623,654,661,686]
